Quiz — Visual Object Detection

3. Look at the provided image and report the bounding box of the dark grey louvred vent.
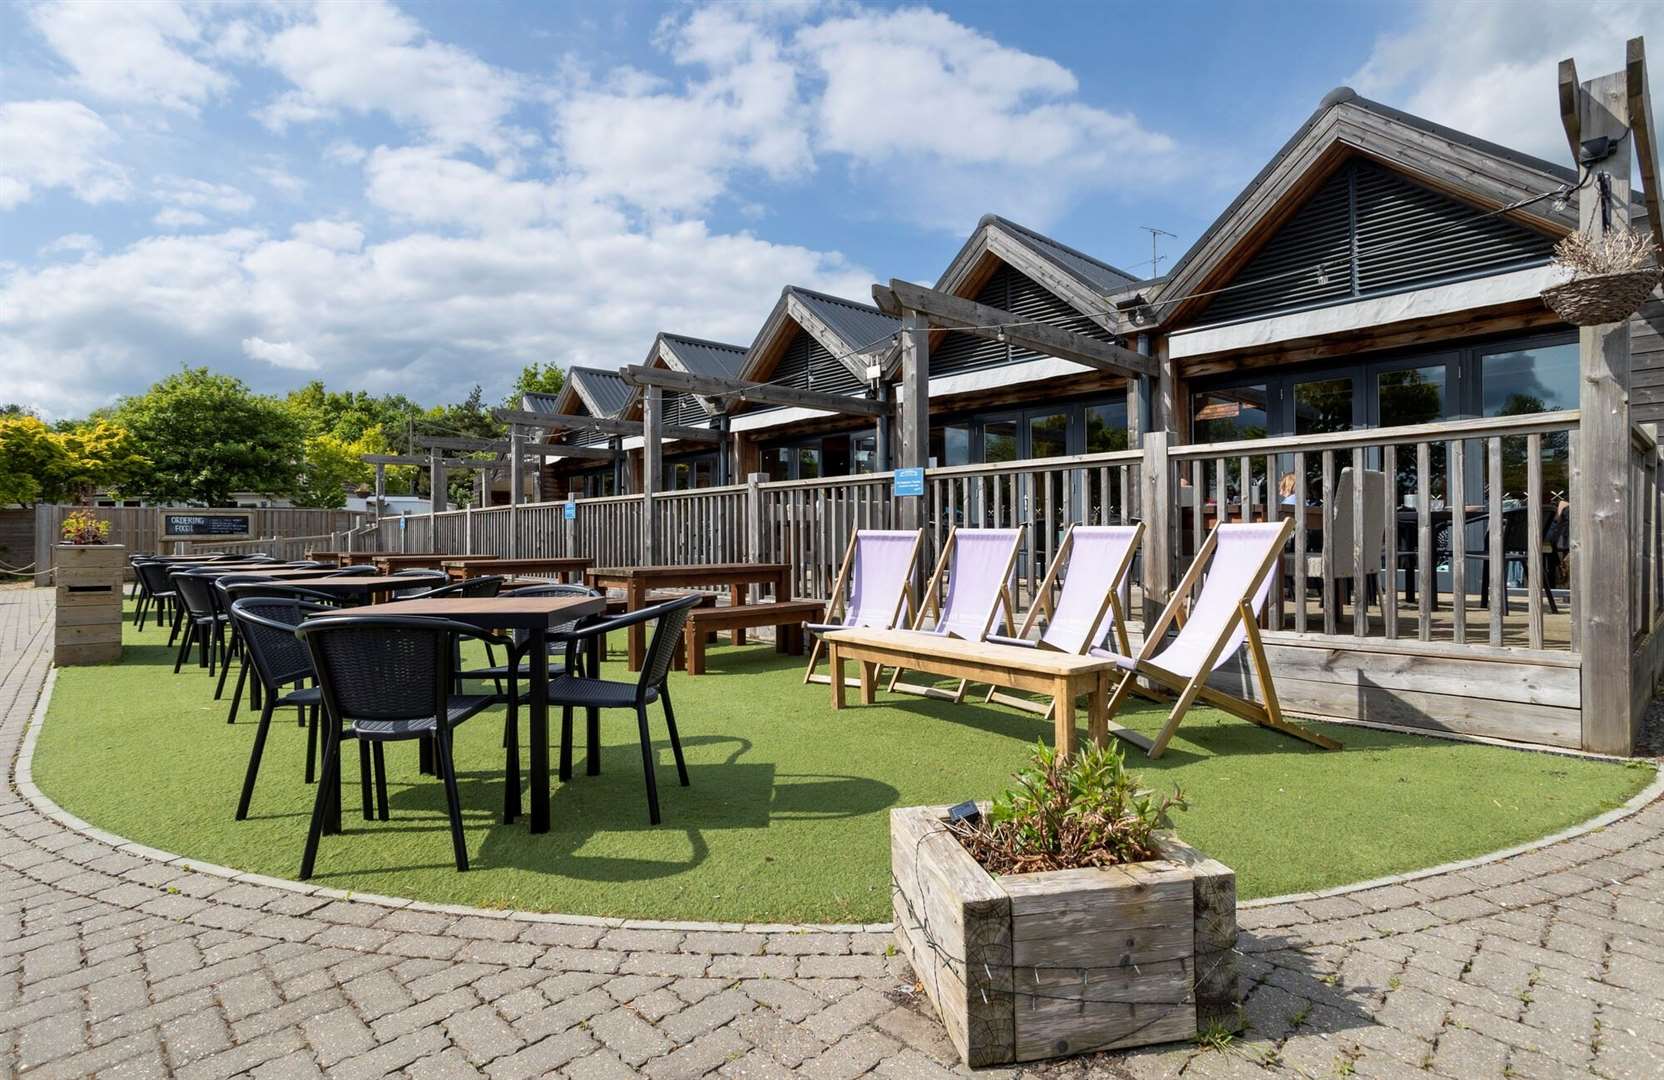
[933,262,1114,376]
[771,328,865,397]
[1200,158,1557,325]
[661,391,707,428]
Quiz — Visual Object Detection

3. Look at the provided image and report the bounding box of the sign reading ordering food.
[160,511,254,541]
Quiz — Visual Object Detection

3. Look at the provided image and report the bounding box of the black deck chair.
[229,597,338,819]
[547,594,700,825]
[294,614,497,878]
[133,559,178,636]
[219,582,340,724]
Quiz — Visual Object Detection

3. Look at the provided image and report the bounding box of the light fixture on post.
[1316,263,1331,286]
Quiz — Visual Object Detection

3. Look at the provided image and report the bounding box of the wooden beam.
[414,435,616,460]
[1627,37,1664,256]
[1560,56,1582,163]
[876,279,1157,379]
[492,408,720,444]
[619,364,886,417]
[415,436,506,453]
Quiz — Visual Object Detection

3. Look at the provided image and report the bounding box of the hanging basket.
[1540,268,1662,325]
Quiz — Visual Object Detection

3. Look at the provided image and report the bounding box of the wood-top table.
[585,562,790,670]
[368,553,492,573]
[822,628,1119,755]
[278,575,418,603]
[317,593,605,833]
[303,550,353,566]
[442,557,590,583]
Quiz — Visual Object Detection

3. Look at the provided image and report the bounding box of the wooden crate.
[891,804,1237,1066]
[54,544,124,666]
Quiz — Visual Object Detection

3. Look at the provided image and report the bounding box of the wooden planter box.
[54,544,125,666]
[891,804,1238,1066]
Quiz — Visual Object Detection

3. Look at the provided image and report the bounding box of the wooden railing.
[756,472,898,599]
[652,485,747,566]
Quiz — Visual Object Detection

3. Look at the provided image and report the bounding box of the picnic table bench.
[822,628,1119,754]
[681,599,826,675]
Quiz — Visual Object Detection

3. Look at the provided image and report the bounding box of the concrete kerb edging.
[15,651,1663,927]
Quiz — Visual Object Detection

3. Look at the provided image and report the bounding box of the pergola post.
[875,382,893,471]
[373,463,386,523]
[715,414,731,486]
[428,449,444,519]
[641,385,662,565]
[897,309,930,532]
[1567,59,1639,754]
[745,472,766,561]
[508,424,523,558]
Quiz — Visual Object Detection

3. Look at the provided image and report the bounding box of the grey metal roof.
[983,215,1140,292]
[568,366,633,418]
[1162,86,1580,290]
[787,286,899,353]
[520,391,562,415]
[659,333,747,378]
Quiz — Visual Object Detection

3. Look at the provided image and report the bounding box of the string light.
[1315,263,1330,286]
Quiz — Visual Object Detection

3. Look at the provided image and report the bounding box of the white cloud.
[153,208,209,228]
[289,220,364,252]
[0,100,129,209]
[254,165,306,197]
[27,0,233,112]
[1352,1,1664,164]
[155,176,255,215]
[38,234,100,258]
[259,0,523,156]
[242,336,318,370]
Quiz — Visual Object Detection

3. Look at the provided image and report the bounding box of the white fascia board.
[1167,266,1562,360]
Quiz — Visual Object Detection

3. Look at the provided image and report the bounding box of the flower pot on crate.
[54,544,126,665]
[1540,268,1662,325]
[890,803,1237,1067]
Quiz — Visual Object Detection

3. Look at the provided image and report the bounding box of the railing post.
[641,386,662,565]
[1141,431,1171,628]
[33,503,52,587]
[745,472,766,563]
[1571,67,1637,755]
[564,495,577,557]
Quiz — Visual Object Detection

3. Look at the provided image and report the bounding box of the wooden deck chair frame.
[984,521,1149,719]
[1103,516,1341,759]
[888,526,1022,703]
[803,528,924,686]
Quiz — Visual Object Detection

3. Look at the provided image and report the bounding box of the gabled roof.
[625,332,749,419]
[520,390,565,415]
[739,286,897,386]
[554,366,631,419]
[981,214,1141,294]
[1154,86,1581,329]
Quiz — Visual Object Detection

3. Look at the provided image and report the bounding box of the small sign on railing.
[894,467,925,498]
[563,502,577,520]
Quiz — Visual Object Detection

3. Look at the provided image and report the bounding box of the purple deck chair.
[1097,518,1341,759]
[983,522,1144,718]
[802,529,924,685]
[887,527,1023,702]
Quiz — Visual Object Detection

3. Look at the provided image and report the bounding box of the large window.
[1028,412,1069,458]
[1192,385,1269,442]
[1480,342,1578,417]
[929,424,971,468]
[1085,402,1129,453]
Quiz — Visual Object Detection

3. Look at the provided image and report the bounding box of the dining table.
[585,562,791,670]
[313,592,605,833]
[276,575,422,604]
[369,553,492,573]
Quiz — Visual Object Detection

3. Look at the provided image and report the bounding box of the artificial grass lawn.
[31,601,1652,923]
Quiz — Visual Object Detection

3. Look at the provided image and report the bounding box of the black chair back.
[231,598,331,689]
[405,575,508,601]
[136,560,177,599]
[325,564,380,577]
[172,570,219,619]
[297,615,479,723]
[640,595,703,695]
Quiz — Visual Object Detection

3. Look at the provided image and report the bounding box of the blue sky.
[0,0,1652,418]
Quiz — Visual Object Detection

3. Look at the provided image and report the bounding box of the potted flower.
[55,509,125,665]
[890,741,1237,1067]
[1540,227,1661,325]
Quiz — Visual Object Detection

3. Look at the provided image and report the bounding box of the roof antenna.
[1139,226,1177,277]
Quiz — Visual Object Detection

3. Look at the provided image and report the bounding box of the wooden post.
[428,450,445,519]
[1569,65,1638,755]
[876,381,893,471]
[563,494,577,557]
[33,503,53,587]
[373,463,386,524]
[745,472,766,562]
[508,424,523,558]
[898,309,930,532]
[642,385,662,565]
[715,415,731,486]
[1142,431,1172,626]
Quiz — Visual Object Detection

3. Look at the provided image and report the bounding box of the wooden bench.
[681,600,827,675]
[822,628,1120,755]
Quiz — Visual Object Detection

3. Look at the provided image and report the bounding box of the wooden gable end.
[1196,157,1558,326]
[932,259,1116,377]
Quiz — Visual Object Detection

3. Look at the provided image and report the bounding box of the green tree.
[0,416,63,506]
[293,433,373,508]
[506,362,565,406]
[285,381,424,444]
[0,416,144,506]
[114,368,304,505]
[52,421,147,502]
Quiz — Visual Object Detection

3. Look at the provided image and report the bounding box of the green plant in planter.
[951,739,1187,875]
[60,509,111,545]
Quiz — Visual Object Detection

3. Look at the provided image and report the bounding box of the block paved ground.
[2,584,1662,1079]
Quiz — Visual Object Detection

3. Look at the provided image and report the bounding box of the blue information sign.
[893,467,926,498]
[563,502,577,520]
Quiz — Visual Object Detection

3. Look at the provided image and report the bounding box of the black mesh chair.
[391,569,449,598]
[402,575,509,601]
[229,598,337,820]
[219,582,340,724]
[294,614,497,878]
[324,564,381,577]
[546,594,701,825]
[170,569,228,675]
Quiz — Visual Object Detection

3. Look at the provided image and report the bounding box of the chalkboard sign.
[161,512,253,540]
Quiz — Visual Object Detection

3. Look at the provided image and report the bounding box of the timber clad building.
[472,80,1664,756]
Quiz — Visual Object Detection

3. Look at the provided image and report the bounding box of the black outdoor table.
[316,593,605,834]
